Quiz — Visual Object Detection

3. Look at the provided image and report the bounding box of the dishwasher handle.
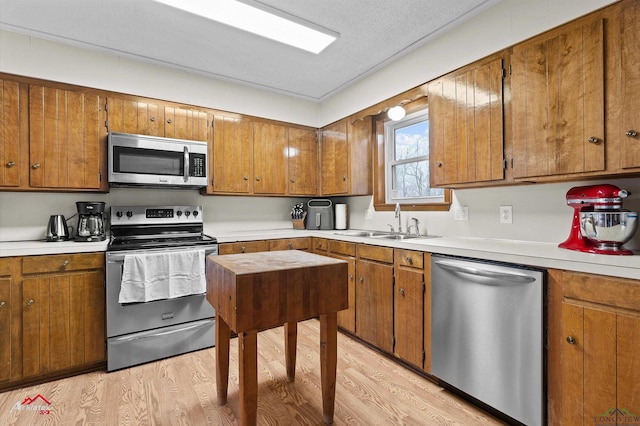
[434,259,537,284]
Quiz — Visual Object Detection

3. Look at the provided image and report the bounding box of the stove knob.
[116,211,123,218]
[176,210,182,217]
[126,211,133,218]
[185,210,191,217]
[193,210,199,217]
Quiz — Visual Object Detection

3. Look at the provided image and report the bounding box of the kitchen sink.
[332,230,439,240]
[371,234,424,240]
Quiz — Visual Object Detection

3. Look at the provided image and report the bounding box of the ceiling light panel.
[154,0,338,54]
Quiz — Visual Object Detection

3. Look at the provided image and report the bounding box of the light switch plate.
[500,205,513,224]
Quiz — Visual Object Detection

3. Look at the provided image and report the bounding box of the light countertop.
[1,229,638,280]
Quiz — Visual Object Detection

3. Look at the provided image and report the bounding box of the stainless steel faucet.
[395,203,402,234]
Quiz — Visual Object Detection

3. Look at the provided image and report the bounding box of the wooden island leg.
[239,330,258,426]
[284,321,298,382]
[319,313,338,425]
[215,315,231,405]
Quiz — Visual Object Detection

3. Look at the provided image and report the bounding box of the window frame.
[373,98,451,212]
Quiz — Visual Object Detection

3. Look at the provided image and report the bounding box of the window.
[384,110,445,205]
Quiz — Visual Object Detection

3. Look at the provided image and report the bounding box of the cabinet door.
[106,97,163,136]
[253,122,287,195]
[0,274,11,381]
[429,57,504,186]
[165,106,209,142]
[330,253,355,333]
[320,120,348,195]
[0,79,22,187]
[355,260,393,352]
[210,114,252,194]
[269,238,310,251]
[620,0,640,168]
[288,127,318,196]
[512,17,604,179]
[393,263,423,368]
[346,116,372,195]
[21,270,105,378]
[29,85,103,190]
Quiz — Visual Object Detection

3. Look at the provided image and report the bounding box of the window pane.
[392,160,444,198]
[394,120,429,160]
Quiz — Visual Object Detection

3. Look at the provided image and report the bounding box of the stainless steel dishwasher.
[431,255,544,426]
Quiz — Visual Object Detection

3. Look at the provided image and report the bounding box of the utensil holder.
[292,212,307,230]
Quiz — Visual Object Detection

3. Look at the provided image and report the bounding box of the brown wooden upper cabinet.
[208,113,253,194]
[106,96,208,142]
[252,121,287,195]
[0,79,22,188]
[29,85,106,191]
[511,16,605,180]
[319,116,372,196]
[287,127,318,196]
[429,54,505,187]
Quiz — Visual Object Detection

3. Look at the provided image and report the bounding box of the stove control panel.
[111,205,203,225]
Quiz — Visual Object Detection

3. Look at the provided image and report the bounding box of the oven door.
[105,245,217,339]
[108,132,207,188]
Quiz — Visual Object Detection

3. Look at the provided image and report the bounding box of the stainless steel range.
[106,205,217,371]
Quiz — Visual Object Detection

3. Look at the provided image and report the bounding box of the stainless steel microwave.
[108,132,208,189]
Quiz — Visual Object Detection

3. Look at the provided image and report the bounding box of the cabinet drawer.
[357,244,393,264]
[395,249,423,269]
[269,237,311,251]
[219,241,269,255]
[313,238,328,252]
[22,252,104,275]
[329,240,355,257]
[563,271,640,312]
[0,258,12,276]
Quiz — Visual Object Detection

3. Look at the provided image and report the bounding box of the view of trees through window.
[389,118,444,201]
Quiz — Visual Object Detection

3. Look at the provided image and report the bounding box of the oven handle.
[109,320,213,343]
[184,146,189,183]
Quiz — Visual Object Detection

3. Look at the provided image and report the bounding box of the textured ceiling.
[0,0,500,101]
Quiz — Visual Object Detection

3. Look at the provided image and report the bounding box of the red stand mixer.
[559,184,638,255]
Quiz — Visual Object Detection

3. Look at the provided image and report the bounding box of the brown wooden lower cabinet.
[269,237,311,251]
[328,240,356,333]
[548,269,640,425]
[1,253,105,391]
[218,240,269,255]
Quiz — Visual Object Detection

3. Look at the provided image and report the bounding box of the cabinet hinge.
[105,120,109,130]
[392,274,395,287]
[422,351,426,363]
[503,158,507,170]
[509,64,513,75]
[422,281,425,294]
[392,336,396,350]
[501,67,506,79]
[105,99,109,111]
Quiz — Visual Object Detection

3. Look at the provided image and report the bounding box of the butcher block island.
[205,250,348,426]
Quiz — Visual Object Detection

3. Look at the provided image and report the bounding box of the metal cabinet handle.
[6,161,15,167]
[342,175,347,181]
[348,274,353,280]
[0,301,5,308]
[626,130,638,138]
[287,242,293,249]
[241,246,246,253]
[435,161,443,167]
[166,118,172,124]
[566,336,576,345]
[256,176,261,181]
[243,176,249,180]
[359,276,364,283]
[399,288,405,296]
[588,137,600,144]
[26,299,34,306]
[406,256,413,265]
[62,260,69,267]
[150,116,156,122]
[32,163,40,169]
[290,178,296,183]
[317,242,322,248]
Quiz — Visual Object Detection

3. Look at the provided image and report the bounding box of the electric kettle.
[46,215,73,242]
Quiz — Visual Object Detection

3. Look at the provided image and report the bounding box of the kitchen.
[1,0,640,425]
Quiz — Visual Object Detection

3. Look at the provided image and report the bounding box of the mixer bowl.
[580,211,638,249]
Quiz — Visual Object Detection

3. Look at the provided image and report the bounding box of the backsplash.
[1,176,639,250]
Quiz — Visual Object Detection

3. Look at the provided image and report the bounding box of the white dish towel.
[119,249,206,303]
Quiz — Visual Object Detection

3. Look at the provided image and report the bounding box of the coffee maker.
[75,201,106,242]
[559,184,638,255]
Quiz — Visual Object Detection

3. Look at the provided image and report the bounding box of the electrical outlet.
[454,206,469,221]
[499,205,513,224]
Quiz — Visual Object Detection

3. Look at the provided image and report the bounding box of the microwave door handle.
[183,146,189,182]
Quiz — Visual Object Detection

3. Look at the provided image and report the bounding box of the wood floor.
[0,320,504,425]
